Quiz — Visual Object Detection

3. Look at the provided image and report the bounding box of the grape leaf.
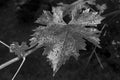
[29,0,105,76]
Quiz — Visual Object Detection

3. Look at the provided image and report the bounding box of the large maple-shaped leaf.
[29,0,105,76]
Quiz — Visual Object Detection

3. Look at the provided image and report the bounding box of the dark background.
[0,0,120,80]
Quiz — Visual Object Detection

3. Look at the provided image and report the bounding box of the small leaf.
[10,42,29,57]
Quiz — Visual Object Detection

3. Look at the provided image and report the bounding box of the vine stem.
[0,41,40,80]
[0,44,39,70]
[0,57,20,70]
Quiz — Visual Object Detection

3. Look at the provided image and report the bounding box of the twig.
[86,46,104,69]
[86,46,96,67]
[94,50,104,69]
[0,40,10,48]
[0,57,20,70]
[12,57,26,80]
[0,44,39,70]
[103,10,120,18]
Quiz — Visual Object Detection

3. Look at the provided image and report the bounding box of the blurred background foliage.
[0,0,120,80]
